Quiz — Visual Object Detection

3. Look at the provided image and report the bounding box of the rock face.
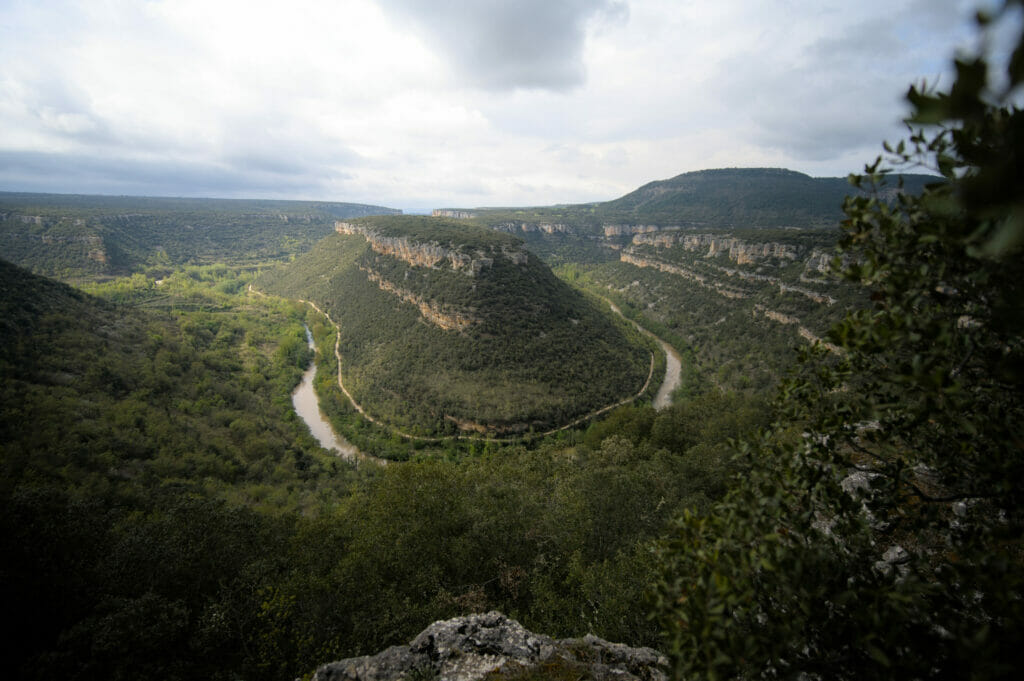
[490,221,572,235]
[311,612,668,681]
[432,209,477,219]
[603,224,666,237]
[632,231,801,264]
[336,221,528,276]
[620,251,748,299]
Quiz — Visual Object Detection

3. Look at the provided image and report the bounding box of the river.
[652,337,682,409]
[607,301,682,410]
[291,326,363,462]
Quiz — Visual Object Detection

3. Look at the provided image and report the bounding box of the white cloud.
[0,0,991,210]
[376,0,629,91]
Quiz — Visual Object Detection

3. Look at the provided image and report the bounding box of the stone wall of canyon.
[631,231,801,264]
[336,221,528,275]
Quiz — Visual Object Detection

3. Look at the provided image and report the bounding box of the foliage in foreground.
[653,5,1024,678]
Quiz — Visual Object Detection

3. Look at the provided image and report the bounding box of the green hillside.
[255,216,654,440]
[0,192,400,280]
[452,167,937,237]
[602,168,879,226]
[0,257,348,508]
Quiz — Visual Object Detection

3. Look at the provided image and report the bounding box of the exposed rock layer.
[489,221,572,235]
[632,231,800,264]
[311,612,668,681]
[336,221,527,276]
[432,209,476,219]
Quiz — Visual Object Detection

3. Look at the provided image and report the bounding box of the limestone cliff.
[335,221,528,275]
[621,247,836,305]
[620,251,748,299]
[603,224,667,237]
[490,221,572,235]
[753,305,842,352]
[432,209,477,219]
[310,612,667,681]
[632,231,800,264]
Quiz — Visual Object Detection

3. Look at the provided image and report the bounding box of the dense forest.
[0,193,399,281]
[2,8,1022,679]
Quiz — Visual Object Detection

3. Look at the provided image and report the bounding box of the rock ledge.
[311,611,667,681]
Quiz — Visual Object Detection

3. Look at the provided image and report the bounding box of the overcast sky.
[0,0,994,212]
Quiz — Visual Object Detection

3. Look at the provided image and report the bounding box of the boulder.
[311,611,667,681]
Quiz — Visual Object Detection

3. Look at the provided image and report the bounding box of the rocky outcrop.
[604,224,666,237]
[362,267,480,332]
[310,612,668,681]
[620,251,748,299]
[433,209,476,219]
[710,263,837,305]
[624,242,837,306]
[336,222,527,276]
[805,248,834,274]
[491,221,572,235]
[632,231,800,264]
[752,304,842,352]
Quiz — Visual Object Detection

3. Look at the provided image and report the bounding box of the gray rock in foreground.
[311,611,668,681]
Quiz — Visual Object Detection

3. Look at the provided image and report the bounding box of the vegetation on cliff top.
[339,214,525,250]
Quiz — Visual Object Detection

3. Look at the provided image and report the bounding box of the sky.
[0,0,998,212]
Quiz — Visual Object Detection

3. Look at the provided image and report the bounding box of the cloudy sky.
[0,0,993,212]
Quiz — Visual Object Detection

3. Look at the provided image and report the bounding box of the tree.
[652,3,1024,679]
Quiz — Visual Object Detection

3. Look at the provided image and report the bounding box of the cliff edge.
[311,612,667,681]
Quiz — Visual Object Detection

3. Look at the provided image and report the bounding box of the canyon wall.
[632,231,800,264]
[336,221,528,275]
[490,221,573,235]
[432,209,476,219]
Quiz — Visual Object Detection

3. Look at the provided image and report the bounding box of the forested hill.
[446,167,937,235]
[0,192,400,280]
[255,215,654,440]
[600,167,934,226]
